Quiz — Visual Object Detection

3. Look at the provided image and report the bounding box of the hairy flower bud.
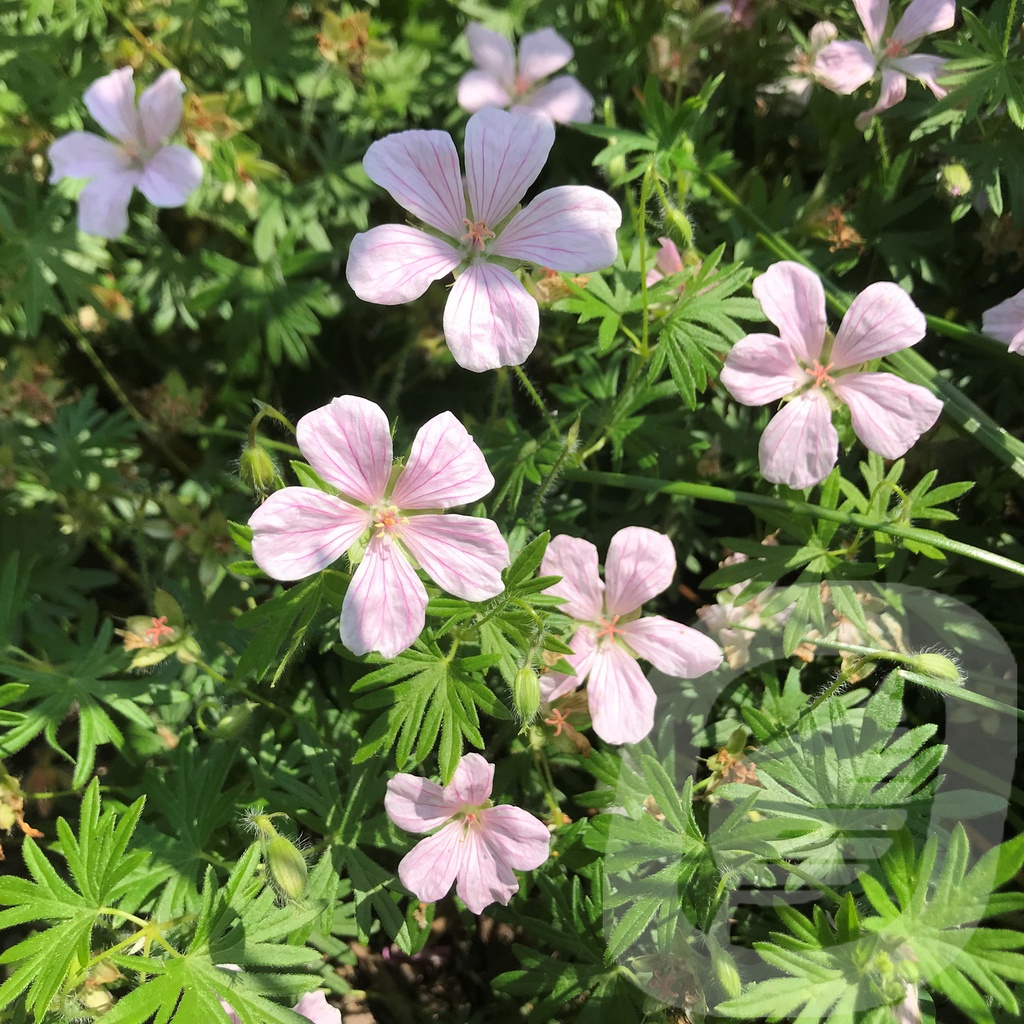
[266,834,308,902]
[239,441,277,496]
[904,651,962,685]
[938,164,972,200]
[512,667,541,724]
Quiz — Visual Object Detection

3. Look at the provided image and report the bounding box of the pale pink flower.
[385,753,550,914]
[220,986,340,1024]
[814,0,955,129]
[248,396,509,659]
[48,67,202,238]
[646,237,684,288]
[982,287,1024,354]
[540,527,723,745]
[457,23,594,124]
[345,107,621,372]
[710,0,756,30]
[760,22,839,111]
[719,261,943,490]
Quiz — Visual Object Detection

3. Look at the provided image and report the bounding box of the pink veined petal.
[831,281,926,367]
[293,991,342,1024]
[455,826,519,913]
[586,644,657,745]
[443,262,540,371]
[889,53,949,97]
[983,289,1024,354]
[561,625,599,688]
[363,130,467,239]
[809,21,840,50]
[249,487,370,581]
[854,0,889,48]
[892,0,955,45]
[617,615,724,678]
[466,23,516,90]
[830,371,943,458]
[540,534,604,621]
[655,237,683,276]
[77,170,140,238]
[854,69,907,129]
[447,753,494,807]
[457,70,513,113]
[48,132,130,182]
[463,107,554,228]
[397,821,465,903]
[517,27,574,86]
[138,69,185,149]
[752,262,828,365]
[398,514,509,602]
[137,145,202,207]
[341,534,428,658]
[720,332,811,406]
[391,411,494,509]
[479,804,551,870]
[491,185,620,272]
[296,395,392,505]
[385,773,462,833]
[517,75,595,123]
[814,40,877,95]
[347,225,462,305]
[603,526,676,617]
[541,669,581,703]
[758,390,839,489]
[83,67,143,147]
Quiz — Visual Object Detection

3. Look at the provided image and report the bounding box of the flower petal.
[587,644,657,745]
[561,625,599,688]
[293,992,341,1024]
[890,53,948,97]
[517,27,573,84]
[491,185,620,271]
[346,225,462,306]
[854,0,888,48]
[604,526,675,617]
[457,70,512,113]
[399,514,509,601]
[831,282,925,366]
[249,487,370,581]
[721,332,809,406]
[752,262,827,365]
[830,371,943,458]
[814,40,877,95]
[618,615,723,678]
[541,534,604,621]
[455,827,518,913]
[397,821,464,903]
[758,391,838,489]
[447,753,494,806]
[655,237,683,276]
[983,289,1024,354]
[466,23,515,88]
[83,67,143,147]
[296,395,392,505]
[386,773,462,833]
[854,69,907,129]
[391,411,494,508]
[363,129,467,238]
[138,69,185,149]
[893,0,955,45]
[518,75,595,123]
[464,107,554,228]
[48,132,130,182]
[341,535,427,658]
[480,805,551,870]
[443,262,540,371]
[77,170,140,238]
[137,145,202,207]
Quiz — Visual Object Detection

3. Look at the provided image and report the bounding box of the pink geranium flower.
[221,987,340,1024]
[983,288,1024,354]
[760,22,839,112]
[540,527,723,745]
[48,67,202,238]
[248,396,509,659]
[345,107,621,372]
[385,753,550,914]
[814,0,955,129]
[457,23,594,124]
[646,237,684,288]
[719,261,943,489]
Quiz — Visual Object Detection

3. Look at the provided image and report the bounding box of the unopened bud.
[512,667,541,723]
[905,652,962,685]
[212,702,255,739]
[938,164,972,200]
[709,939,742,999]
[266,834,308,902]
[239,442,277,496]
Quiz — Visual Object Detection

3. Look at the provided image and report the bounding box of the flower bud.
[938,164,972,199]
[212,702,255,739]
[239,441,277,496]
[905,652,962,685]
[709,939,742,999]
[512,667,541,723]
[266,834,308,902]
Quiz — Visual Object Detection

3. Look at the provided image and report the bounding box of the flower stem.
[116,15,176,72]
[637,165,654,358]
[874,118,891,173]
[1004,0,1020,56]
[512,364,559,435]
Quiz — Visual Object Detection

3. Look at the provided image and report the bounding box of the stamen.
[373,504,407,534]
[461,218,495,251]
[804,358,836,388]
[544,708,571,736]
[883,36,908,58]
[596,614,623,642]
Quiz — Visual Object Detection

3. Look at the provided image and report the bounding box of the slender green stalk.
[512,364,559,435]
[637,166,654,358]
[1004,0,1020,56]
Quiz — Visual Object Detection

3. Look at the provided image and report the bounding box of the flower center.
[513,74,531,97]
[596,614,623,644]
[461,218,495,251]
[883,36,908,59]
[373,504,407,537]
[804,358,836,388]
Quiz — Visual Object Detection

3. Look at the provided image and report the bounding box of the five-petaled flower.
[345,107,621,372]
[457,23,594,124]
[719,261,943,489]
[221,985,339,1024]
[48,67,202,238]
[983,287,1024,355]
[248,396,509,659]
[540,527,723,745]
[814,0,955,129]
[385,753,550,914]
